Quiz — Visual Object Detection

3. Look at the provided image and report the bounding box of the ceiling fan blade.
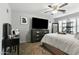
[40,8,49,12]
[48,5,52,8]
[58,9,66,13]
[42,8,49,10]
[44,10,53,13]
[59,3,68,8]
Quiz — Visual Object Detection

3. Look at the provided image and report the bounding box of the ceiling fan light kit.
[52,10,58,14]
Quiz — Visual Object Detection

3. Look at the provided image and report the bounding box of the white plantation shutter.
[70,18,76,34]
[77,17,79,32]
[58,21,62,32]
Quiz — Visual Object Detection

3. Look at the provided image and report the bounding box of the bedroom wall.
[11,11,54,43]
[0,3,11,54]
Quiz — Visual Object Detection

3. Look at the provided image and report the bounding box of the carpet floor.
[19,42,52,55]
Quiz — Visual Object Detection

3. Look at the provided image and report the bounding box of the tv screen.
[32,17,48,29]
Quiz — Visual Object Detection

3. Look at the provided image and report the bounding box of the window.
[58,18,76,34]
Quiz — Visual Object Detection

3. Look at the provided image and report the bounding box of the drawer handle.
[36,35,39,37]
[36,31,40,33]
[45,31,48,33]
[36,38,39,40]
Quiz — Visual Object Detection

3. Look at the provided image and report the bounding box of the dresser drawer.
[33,30,41,33]
[31,29,49,43]
[44,30,49,33]
[35,38,41,41]
[34,34,42,38]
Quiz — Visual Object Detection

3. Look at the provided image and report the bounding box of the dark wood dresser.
[31,29,49,43]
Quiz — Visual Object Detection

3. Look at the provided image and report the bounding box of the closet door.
[52,23,59,33]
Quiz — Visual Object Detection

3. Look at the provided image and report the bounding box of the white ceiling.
[9,3,49,12]
[9,3,79,18]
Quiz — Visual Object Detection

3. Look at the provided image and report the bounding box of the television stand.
[31,29,49,43]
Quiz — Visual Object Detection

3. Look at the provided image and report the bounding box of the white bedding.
[41,33,79,55]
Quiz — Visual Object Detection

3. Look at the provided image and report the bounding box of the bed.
[41,33,79,55]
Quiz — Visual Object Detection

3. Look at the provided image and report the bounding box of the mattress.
[41,33,79,55]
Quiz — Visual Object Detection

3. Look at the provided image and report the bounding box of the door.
[52,23,59,33]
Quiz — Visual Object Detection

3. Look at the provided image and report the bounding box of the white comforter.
[41,33,79,55]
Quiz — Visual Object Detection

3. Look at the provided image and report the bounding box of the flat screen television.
[32,17,48,29]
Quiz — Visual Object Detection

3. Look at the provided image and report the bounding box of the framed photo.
[20,17,27,24]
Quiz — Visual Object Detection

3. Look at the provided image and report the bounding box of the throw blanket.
[41,33,79,55]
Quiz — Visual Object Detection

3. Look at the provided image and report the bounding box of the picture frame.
[20,17,27,24]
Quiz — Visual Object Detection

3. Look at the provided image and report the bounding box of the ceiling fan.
[44,3,68,15]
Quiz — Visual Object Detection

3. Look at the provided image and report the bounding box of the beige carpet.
[19,42,52,55]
